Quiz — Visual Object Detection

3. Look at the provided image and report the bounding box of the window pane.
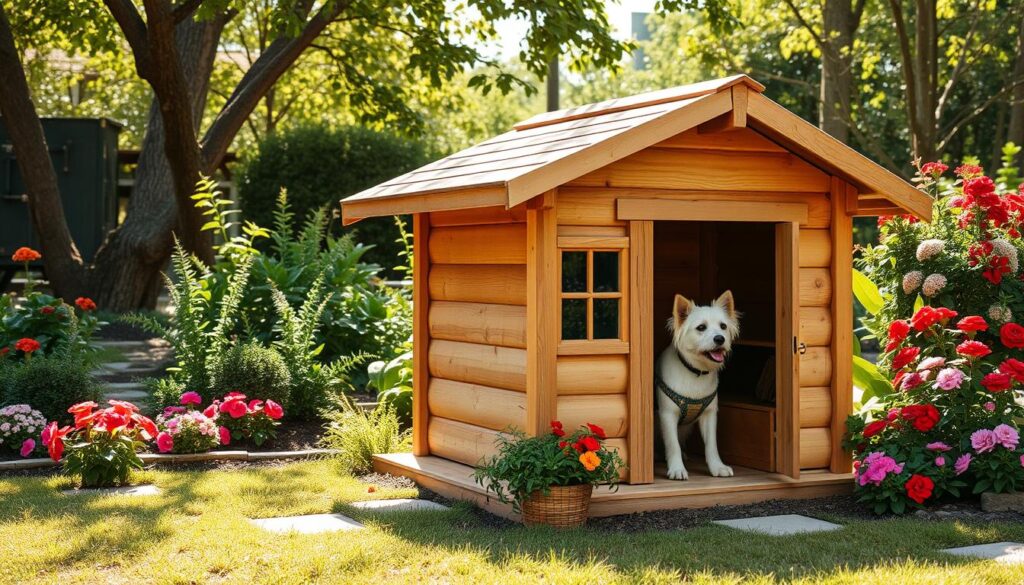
[562,251,587,292]
[593,251,619,292]
[562,299,587,340]
[593,298,619,339]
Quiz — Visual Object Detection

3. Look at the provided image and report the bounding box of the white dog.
[656,291,740,480]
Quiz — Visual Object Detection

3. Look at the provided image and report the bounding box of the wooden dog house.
[341,75,932,517]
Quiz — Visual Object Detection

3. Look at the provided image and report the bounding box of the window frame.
[556,236,630,355]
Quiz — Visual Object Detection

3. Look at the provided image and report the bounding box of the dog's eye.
[696,324,707,332]
[720,323,727,330]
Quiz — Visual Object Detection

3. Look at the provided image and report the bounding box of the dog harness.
[656,352,718,425]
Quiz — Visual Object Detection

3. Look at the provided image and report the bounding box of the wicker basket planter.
[521,484,593,528]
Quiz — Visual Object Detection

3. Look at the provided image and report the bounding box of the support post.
[830,178,855,473]
[412,213,431,455]
[628,220,654,484]
[526,190,558,435]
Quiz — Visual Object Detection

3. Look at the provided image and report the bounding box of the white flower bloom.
[991,239,1019,273]
[916,239,946,262]
[922,273,947,297]
[989,304,1013,324]
[902,270,924,294]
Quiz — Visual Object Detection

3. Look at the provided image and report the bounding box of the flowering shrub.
[850,161,1024,513]
[1,247,102,362]
[0,404,46,457]
[203,391,284,446]
[44,400,157,487]
[473,421,625,512]
[155,409,222,454]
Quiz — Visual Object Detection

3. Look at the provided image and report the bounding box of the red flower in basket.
[999,323,1024,349]
[550,420,565,437]
[11,247,41,263]
[74,297,97,312]
[957,340,992,359]
[576,436,600,452]
[586,423,606,439]
[14,338,40,354]
[904,474,934,504]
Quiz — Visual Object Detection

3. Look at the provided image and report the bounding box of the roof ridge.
[512,74,764,132]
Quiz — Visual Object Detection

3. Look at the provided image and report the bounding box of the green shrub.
[209,343,292,409]
[320,400,409,474]
[3,356,99,424]
[367,350,412,427]
[238,125,426,275]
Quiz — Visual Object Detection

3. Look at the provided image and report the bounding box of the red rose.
[74,297,97,312]
[264,399,284,420]
[891,346,920,370]
[577,436,600,452]
[586,423,606,439]
[39,306,55,315]
[11,246,41,263]
[999,323,1024,349]
[956,316,988,333]
[957,340,992,359]
[551,420,565,437]
[902,404,940,432]
[905,474,934,504]
[982,372,1013,392]
[885,320,911,351]
[14,338,40,353]
[911,306,958,331]
[999,358,1024,382]
[964,176,996,199]
[558,440,569,449]
[863,420,887,438]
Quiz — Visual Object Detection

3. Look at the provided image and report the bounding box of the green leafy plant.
[208,342,291,409]
[366,350,412,426]
[2,354,100,424]
[45,400,157,488]
[474,422,625,513]
[319,398,409,474]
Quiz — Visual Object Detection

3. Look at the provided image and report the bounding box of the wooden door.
[775,222,801,478]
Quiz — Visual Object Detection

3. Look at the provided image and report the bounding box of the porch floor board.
[373,453,854,520]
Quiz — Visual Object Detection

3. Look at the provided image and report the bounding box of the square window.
[561,299,587,340]
[561,251,587,292]
[593,298,619,339]
[593,251,619,292]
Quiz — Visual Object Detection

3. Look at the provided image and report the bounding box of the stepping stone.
[350,498,449,512]
[62,484,162,497]
[941,542,1024,564]
[713,514,842,536]
[250,513,363,534]
[103,390,149,402]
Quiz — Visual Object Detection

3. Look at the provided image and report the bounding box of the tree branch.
[102,0,151,77]
[173,0,204,23]
[782,0,826,47]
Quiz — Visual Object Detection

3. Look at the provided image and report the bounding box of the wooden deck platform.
[373,453,854,520]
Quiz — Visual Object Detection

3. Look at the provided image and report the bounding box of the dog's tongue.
[708,350,726,363]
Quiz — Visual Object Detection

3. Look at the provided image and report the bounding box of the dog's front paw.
[666,464,689,480]
[708,464,734,477]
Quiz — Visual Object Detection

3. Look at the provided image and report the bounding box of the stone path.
[712,514,843,536]
[94,339,172,408]
[350,498,449,512]
[250,513,364,534]
[941,542,1024,564]
[62,484,162,497]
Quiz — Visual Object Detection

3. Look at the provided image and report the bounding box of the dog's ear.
[673,294,693,329]
[715,290,736,318]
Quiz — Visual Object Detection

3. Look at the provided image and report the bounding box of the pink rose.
[935,456,945,466]
[20,438,35,458]
[993,424,1020,449]
[264,399,284,420]
[180,391,202,406]
[955,453,972,475]
[926,441,951,452]
[971,429,997,453]
[221,398,248,419]
[156,431,174,453]
[984,402,996,412]
[933,368,965,390]
[219,426,231,445]
[857,452,904,486]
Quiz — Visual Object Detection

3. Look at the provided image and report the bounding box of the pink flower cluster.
[857,451,904,486]
[970,424,1020,453]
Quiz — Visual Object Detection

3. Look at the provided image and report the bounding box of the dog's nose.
[714,335,725,346]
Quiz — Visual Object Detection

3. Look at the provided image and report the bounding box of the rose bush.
[203,391,284,447]
[850,161,1024,513]
[44,400,158,487]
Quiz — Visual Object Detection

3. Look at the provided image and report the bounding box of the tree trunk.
[88,16,224,310]
[820,0,854,143]
[0,4,89,298]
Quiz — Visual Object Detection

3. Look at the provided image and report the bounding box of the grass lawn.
[1,460,1022,584]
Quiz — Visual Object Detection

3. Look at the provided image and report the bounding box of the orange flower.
[579,451,601,471]
[11,247,41,263]
[74,297,97,312]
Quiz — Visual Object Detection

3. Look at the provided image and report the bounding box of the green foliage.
[0,290,103,364]
[2,355,99,424]
[366,351,412,427]
[238,125,425,273]
[474,424,625,513]
[319,399,409,474]
[62,431,145,488]
[208,343,292,409]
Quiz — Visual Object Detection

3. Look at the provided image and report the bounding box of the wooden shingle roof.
[342,75,931,223]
